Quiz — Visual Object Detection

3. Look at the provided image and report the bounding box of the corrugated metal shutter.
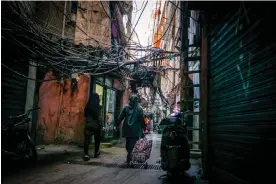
[2,62,29,123]
[208,4,276,184]
[1,2,30,124]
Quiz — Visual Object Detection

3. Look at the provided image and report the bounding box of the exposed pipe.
[61,1,67,38]
[56,1,67,143]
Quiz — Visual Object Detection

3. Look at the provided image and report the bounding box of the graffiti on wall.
[235,4,252,98]
[236,40,252,99]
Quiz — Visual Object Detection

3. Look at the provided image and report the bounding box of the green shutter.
[208,5,276,184]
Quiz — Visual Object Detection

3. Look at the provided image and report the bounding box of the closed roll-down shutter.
[2,63,28,123]
[208,5,276,184]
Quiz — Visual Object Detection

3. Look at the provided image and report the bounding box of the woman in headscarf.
[83,93,102,161]
[116,95,146,164]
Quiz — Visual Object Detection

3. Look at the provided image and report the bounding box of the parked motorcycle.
[2,107,39,164]
[159,111,193,180]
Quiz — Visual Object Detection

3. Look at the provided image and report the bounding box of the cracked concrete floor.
[2,133,206,184]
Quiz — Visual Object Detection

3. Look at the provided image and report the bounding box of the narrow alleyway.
[2,133,205,184]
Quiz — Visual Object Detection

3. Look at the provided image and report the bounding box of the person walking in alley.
[83,93,102,161]
[115,95,146,165]
[144,115,150,134]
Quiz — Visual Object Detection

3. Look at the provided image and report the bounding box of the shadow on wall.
[37,72,89,145]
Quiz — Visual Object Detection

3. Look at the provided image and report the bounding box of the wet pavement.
[2,133,207,184]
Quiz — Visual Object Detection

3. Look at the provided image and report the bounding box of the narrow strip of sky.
[132,0,153,47]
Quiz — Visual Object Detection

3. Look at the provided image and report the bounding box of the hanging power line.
[2,0,181,92]
[51,1,110,48]
[138,1,180,49]
[127,0,148,43]
[2,63,57,82]
[100,0,142,47]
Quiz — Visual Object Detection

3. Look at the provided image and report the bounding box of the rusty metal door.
[208,3,276,184]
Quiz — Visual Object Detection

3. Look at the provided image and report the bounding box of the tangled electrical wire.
[1,1,182,106]
[2,1,126,77]
[2,1,177,82]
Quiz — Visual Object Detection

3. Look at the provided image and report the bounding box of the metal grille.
[182,10,202,152]
[67,160,162,170]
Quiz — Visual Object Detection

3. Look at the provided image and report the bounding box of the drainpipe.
[56,1,67,143]
[180,1,188,112]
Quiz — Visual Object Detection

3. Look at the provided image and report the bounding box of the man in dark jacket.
[116,95,146,164]
[83,93,102,161]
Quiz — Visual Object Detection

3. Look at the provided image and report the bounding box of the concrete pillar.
[25,61,37,133]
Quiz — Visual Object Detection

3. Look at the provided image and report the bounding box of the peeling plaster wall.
[74,1,111,48]
[37,72,90,144]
